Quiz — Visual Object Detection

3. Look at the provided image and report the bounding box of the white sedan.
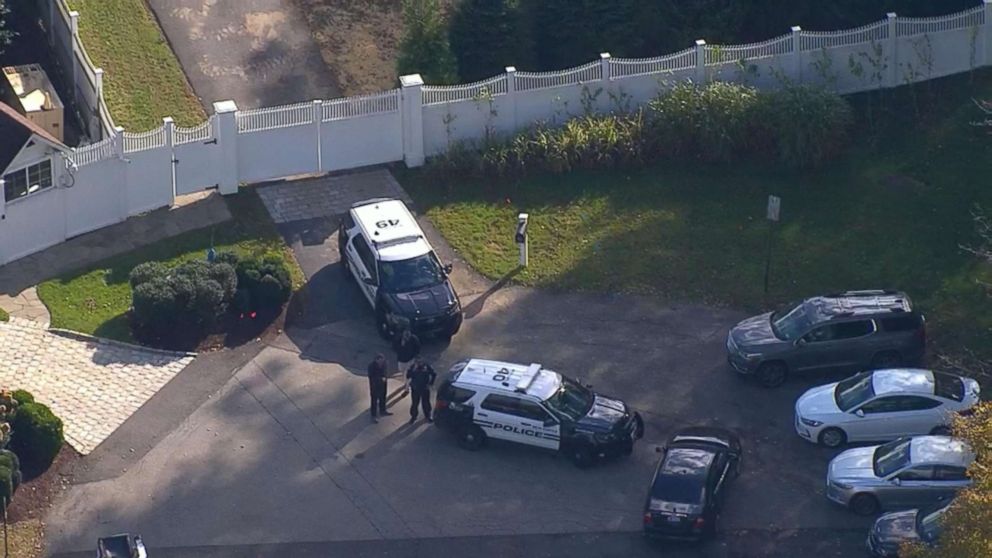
[794,369,980,448]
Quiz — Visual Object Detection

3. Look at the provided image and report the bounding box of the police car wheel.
[457,425,486,451]
[570,446,594,469]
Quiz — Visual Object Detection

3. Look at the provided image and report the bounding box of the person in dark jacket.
[367,353,392,422]
[392,328,421,368]
[405,357,436,423]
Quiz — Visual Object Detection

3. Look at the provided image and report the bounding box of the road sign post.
[764,195,781,296]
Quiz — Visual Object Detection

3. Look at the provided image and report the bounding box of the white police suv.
[434,358,645,467]
[338,198,462,339]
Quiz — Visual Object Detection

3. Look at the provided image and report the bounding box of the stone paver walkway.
[0,318,194,454]
[0,286,50,325]
[257,169,411,223]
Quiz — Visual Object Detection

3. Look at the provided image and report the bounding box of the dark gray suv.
[726,290,926,388]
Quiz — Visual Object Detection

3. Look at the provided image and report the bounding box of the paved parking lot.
[45,173,873,555]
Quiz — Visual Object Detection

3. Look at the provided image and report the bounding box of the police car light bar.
[515,363,542,393]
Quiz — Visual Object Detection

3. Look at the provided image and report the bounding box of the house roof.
[0,100,66,175]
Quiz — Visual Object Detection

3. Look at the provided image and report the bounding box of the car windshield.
[770,302,812,340]
[873,438,912,477]
[916,502,949,542]
[544,376,594,422]
[378,253,445,293]
[835,372,875,412]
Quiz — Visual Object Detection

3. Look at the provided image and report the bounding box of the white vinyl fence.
[2,1,992,267]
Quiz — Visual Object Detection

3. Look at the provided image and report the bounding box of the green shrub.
[236,256,292,313]
[11,390,33,405]
[449,0,532,82]
[10,402,63,474]
[0,307,7,322]
[755,85,853,167]
[0,465,12,507]
[0,450,21,490]
[130,259,237,333]
[397,0,458,84]
[128,261,168,289]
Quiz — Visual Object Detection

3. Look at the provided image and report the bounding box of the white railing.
[897,6,985,36]
[173,120,213,145]
[123,127,166,153]
[71,137,115,167]
[516,61,603,92]
[706,35,793,65]
[236,101,314,133]
[422,76,508,105]
[800,20,890,51]
[323,89,400,120]
[610,48,696,78]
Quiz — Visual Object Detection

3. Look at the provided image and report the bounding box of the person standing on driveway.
[406,357,436,424]
[367,353,392,422]
[392,328,421,371]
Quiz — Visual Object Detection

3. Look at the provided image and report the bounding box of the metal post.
[763,195,781,297]
[3,496,8,558]
[763,223,774,296]
[516,213,529,268]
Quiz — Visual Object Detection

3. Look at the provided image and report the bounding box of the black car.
[98,533,147,558]
[643,427,742,541]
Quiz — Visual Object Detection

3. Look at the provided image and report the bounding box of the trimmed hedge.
[10,401,63,474]
[234,255,293,314]
[11,390,34,405]
[427,82,852,179]
[130,259,237,333]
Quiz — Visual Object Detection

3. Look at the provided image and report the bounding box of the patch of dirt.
[3,446,80,558]
[129,305,288,353]
[292,0,456,95]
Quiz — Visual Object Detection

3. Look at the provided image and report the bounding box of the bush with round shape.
[129,261,168,289]
[10,401,64,474]
[0,465,13,507]
[236,256,292,312]
[11,390,33,405]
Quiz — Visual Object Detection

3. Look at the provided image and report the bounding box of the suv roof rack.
[825,289,900,298]
[350,197,394,209]
[371,234,423,249]
[818,291,911,319]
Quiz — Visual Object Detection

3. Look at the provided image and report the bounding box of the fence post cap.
[113,126,125,134]
[886,12,897,19]
[600,52,611,60]
[162,116,174,125]
[695,39,707,46]
[505,66,516,74]
[69,10,79,17]
[791,25,802,32]
[212,100,238,113]
[399,74,424,88]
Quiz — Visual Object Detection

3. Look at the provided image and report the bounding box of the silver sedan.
[825,436,973,515]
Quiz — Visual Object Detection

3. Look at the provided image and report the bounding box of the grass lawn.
[37,190,303,343]
[67,0,206,130]
[403,71,992,362]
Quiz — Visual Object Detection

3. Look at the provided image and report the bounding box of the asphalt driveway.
[45,173,873,556]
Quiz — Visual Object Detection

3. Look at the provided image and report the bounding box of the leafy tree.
[448,0,531,82]
[397,0,458,85]
[0,1,14,56]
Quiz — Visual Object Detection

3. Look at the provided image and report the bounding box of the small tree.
[0,1,15,56]
[449,0,530,82]
[396,0,458,84]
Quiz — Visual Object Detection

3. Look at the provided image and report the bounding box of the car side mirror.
[891,477,902,486]
[795,338,807,347]
[585,383,594,389]
[855,409,865,418]
[362,276,376,286]
[655,445,666,453]
[543,418,556,427]
[443,263,453,274]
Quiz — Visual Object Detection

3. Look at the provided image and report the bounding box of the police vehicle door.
[348,235,378,305]
[477,394,560,450]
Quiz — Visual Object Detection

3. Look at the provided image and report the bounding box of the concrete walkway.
[148,0,340,110]
[0,318,194,454]
[0,287,49,325]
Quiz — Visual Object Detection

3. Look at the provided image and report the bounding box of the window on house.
[3,159,53,201]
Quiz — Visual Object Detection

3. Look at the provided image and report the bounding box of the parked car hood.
[383,282,457,318]
[731,312,782,346]
[873,509,920,546]
[796,383,842,418]
[576,395,627,433]
[829,446,879,482]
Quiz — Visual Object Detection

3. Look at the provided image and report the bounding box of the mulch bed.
[128,304,289,353]
[7,446,80,523]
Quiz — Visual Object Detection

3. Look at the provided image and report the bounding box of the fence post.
[68,11,80,94]
[162,117,176,204]
[695,40,707,83]
[212,100,240,195]
[791,26,803,83]
[93,68,104,139]
[887,13,899,88]
[505,66,518,133]
[600,52,612,81]
[984,0,992,67]
[113,126,125,159]
[399,74,425,167]
[312,99,323,173]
